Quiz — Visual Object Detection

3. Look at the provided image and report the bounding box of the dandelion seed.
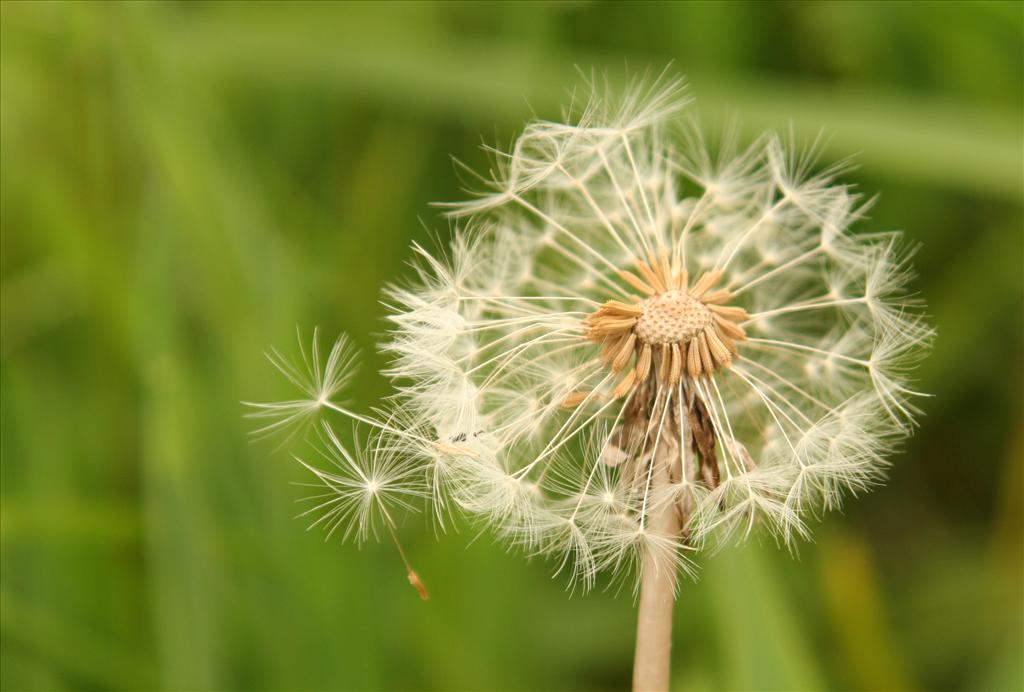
[244,328,357,440]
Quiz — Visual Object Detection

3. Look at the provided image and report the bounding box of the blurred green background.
[2,1,1022,690]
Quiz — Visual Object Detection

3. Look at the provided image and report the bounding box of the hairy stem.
[632,436,682,692]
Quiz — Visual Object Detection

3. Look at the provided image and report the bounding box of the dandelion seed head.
[252,73,932,593]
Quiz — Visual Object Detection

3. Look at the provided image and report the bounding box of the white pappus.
[248,74,932,597]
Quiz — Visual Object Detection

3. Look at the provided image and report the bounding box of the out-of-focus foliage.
[1,2,1021,690]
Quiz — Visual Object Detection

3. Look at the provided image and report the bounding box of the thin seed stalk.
[632,401,684,692]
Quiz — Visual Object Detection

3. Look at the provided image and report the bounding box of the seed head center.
[634,290,713,346]
[571,263,749,405]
